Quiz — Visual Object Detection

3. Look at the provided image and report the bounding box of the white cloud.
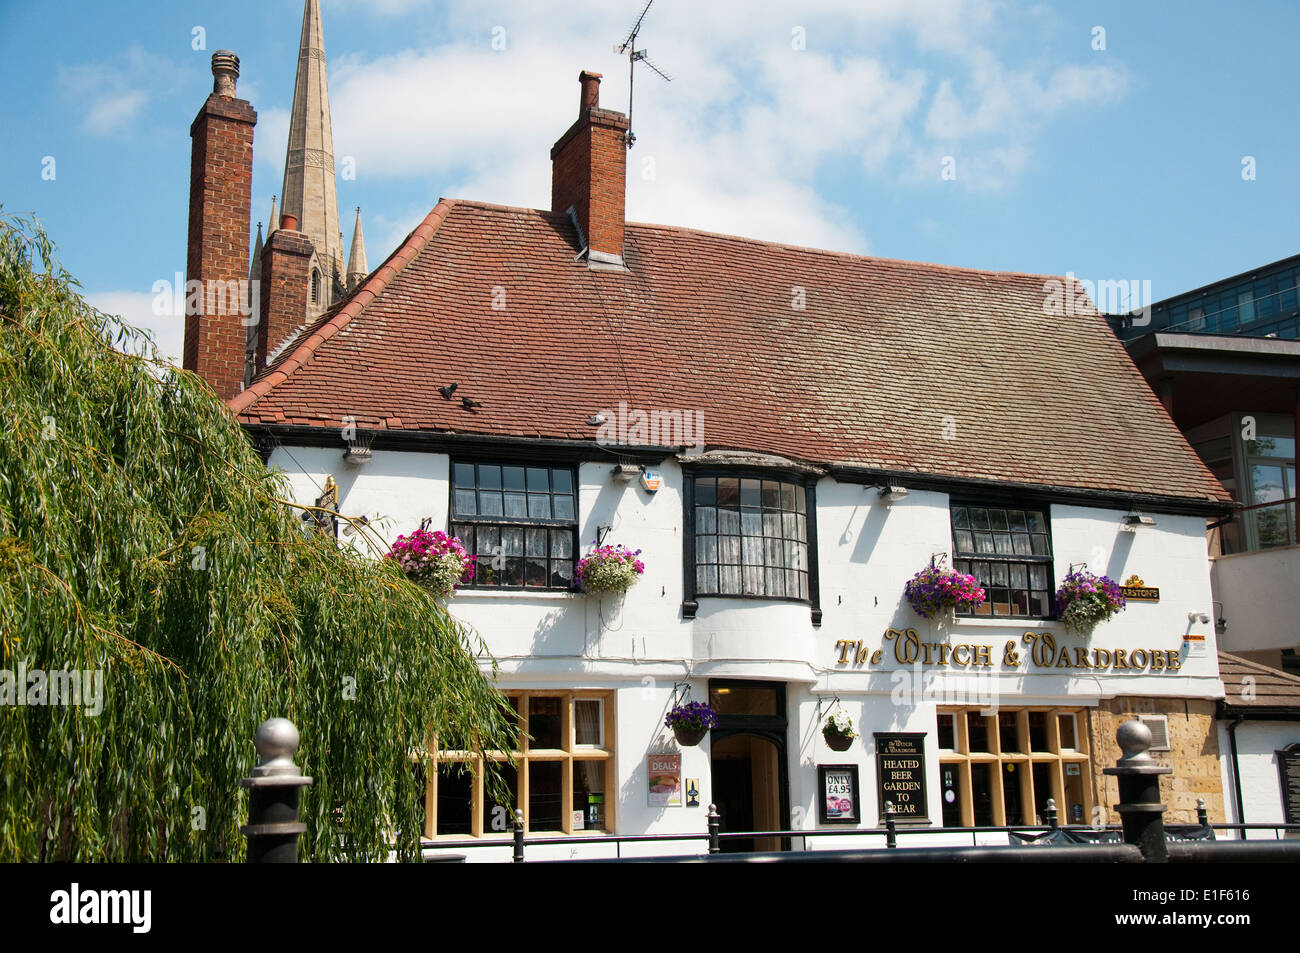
[263,0,1130,254]
[58,46,183,138]
[86,290,184,367]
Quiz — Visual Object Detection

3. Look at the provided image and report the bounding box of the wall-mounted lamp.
[1187,612,1210,625]
[612,463,641,483]
[341,515,370,538]
[1120,512,1156,532]
[343,429,375,465]
[878,485,909,504]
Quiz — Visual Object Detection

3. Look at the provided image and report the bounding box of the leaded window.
[450,462,577,590]
[693,476,809,600]
[950,503,1053,618]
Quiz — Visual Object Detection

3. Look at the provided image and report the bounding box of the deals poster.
[648,754,682,806]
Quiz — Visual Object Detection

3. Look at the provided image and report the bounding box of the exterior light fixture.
[342,429,374,465]
[613,463,640,483]
[1121,513,1156,531]
[341,515,370,538]
[878,485,908,503]
[1187,612,1210,625]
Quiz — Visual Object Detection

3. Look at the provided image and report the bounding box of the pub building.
[183,12,1233,859]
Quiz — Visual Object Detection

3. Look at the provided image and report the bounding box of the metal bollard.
[884,800,898,848]
[707,803,720,854]
[1045,797,1059,829]
[512,809,525,862]
[239,718,314,863]
[1103,719,1172,863]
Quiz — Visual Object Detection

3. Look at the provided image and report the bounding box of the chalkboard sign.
[875,733,929,824]
[1278,743,1300,826]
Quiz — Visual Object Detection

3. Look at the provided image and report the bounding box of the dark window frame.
[449,460,579,592]
[682,468,822,626]
[949,498,1055,620]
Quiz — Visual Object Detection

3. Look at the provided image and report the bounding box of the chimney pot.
[211,50,240,97]
[280,213,298,231]
[578,70,602,114]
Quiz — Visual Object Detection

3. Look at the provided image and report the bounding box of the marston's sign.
[835,629,1184,673]
[1120,574,1160,602]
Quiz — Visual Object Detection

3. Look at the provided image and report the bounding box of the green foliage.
[0,211,517,861]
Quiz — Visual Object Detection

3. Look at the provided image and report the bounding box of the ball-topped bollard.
[1115,718,1156,764]
[252,717,303,777]
[240,717,314,863]
[1104,717,1172,862]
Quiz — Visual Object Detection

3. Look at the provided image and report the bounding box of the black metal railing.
[420,811,1300,861]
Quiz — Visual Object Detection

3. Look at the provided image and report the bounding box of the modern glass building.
[1109,253,1300,344]
[1111,259,1300,675]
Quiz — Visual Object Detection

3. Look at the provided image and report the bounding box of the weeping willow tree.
[0,211,517,861]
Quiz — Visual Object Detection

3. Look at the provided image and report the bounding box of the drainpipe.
[1293,385,1299,543]
[1227,714,1246,832]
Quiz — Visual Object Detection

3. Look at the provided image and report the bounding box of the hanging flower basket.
[665,701,718,747]
[575,543,645,595]
[1056,569,1126,634]
[822,710,857,752]
[904,557,986,619]
[384,528,475,599]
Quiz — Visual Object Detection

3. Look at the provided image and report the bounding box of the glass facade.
[1108,255,1300,343]
[1193,413,1296,554]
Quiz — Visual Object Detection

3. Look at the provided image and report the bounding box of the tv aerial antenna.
[615,0,672,149]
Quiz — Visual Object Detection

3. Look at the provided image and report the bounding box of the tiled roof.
[232,198,1229,504]
[1218,652,1300,710]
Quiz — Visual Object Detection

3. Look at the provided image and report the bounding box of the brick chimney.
[551,70,630,268]
[255,214,314,369]
[184,50,257,401]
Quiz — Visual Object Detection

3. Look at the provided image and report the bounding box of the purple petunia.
[665,700,719,732]
[904,559,986,618]
[1056,569,1126,633]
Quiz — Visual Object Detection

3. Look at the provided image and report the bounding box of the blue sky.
[2,0,1298,362]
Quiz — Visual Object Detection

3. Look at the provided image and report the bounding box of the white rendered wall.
[1217,720,1300,839]
[1211,545,1300,654]
[268,445,1224,855]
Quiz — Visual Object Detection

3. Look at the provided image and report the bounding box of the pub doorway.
[708,680,790,853]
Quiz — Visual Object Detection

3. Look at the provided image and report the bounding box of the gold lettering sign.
[1120,574,1159,601]
[836,628,1183,673]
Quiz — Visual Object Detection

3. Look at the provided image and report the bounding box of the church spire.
[279,0,343,315]
[346,207,368,290]
[250,221,264,281]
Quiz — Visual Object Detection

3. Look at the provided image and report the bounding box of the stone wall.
[1088,696,1225,824]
